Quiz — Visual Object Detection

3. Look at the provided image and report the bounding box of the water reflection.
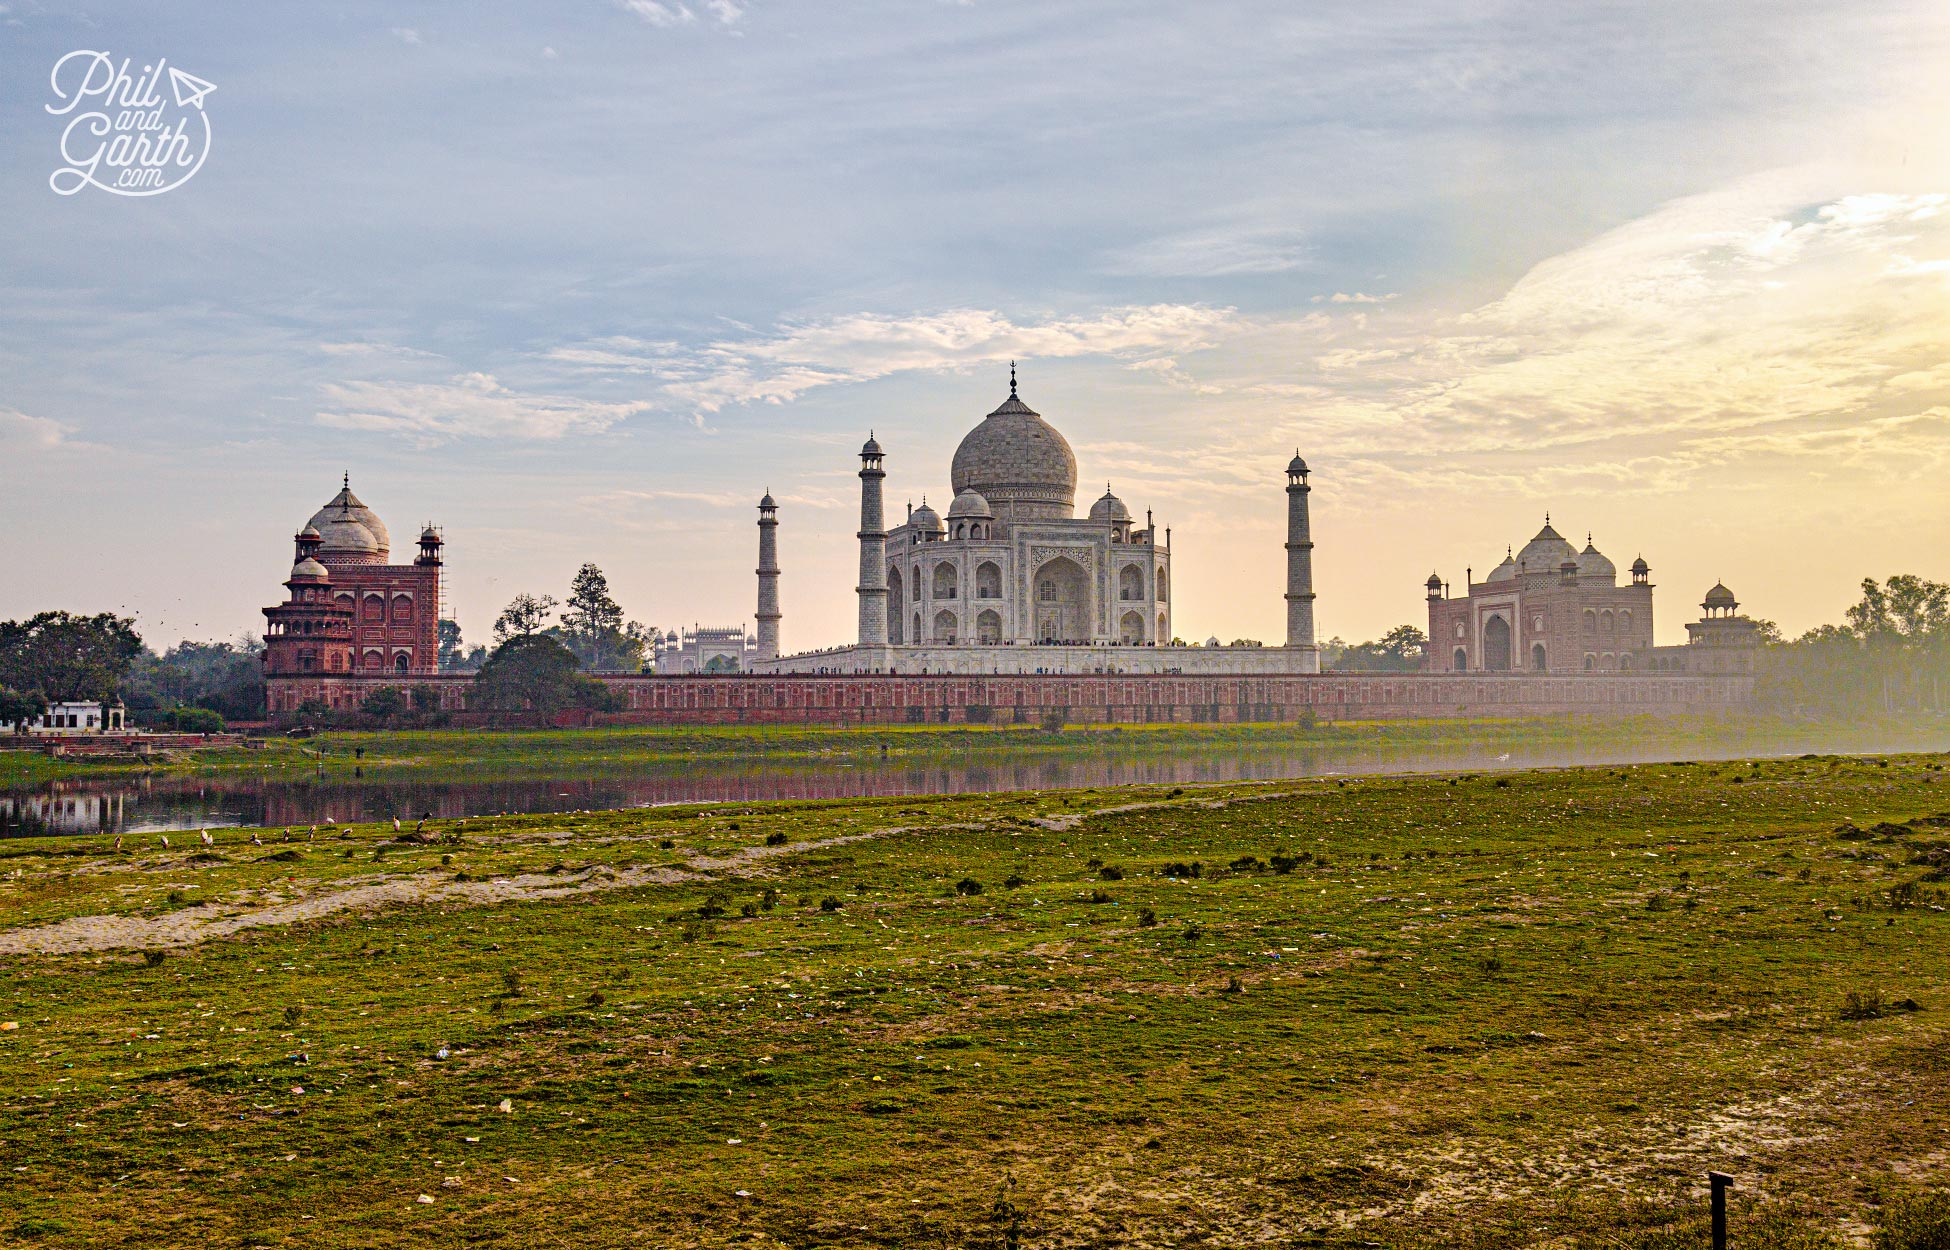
[2,731,1937,837]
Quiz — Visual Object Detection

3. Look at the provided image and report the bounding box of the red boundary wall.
[272,671,1754,727]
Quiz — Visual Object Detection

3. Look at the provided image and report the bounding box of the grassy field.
[1,753,1948,1247]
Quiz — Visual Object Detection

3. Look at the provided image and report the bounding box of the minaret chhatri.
[856,434,889,647]
[1284,451,1320,673]
[755,492,781,661]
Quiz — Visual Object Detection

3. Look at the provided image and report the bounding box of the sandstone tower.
[755,492,781,661]
[856,434,889,647]
[1284,452,1320,673]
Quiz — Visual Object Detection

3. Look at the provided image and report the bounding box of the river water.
[7,727,1941,837]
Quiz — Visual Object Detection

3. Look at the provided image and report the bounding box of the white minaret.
[1284,451,1320,672]
[755,492,781,661]
[856,434,888,647]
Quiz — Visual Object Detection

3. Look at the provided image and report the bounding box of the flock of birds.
[111,815,427,851]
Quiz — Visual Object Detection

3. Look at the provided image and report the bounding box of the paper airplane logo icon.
[168,66,217,110]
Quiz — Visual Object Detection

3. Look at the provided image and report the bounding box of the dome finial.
[1009,360,1017,396]
[343,470,349,490]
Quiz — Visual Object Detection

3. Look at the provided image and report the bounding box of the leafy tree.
[0,686,46,733]
[493,593,559,644]
[0,612,144,714]
[1331,624,1429,672]
[558,564,649,670]
[472,634,619,722]
[124,637,265,720]
[154,706,225,733]
[1759,574,1950,715]
[361,685,408,722]
[438,619,466,669]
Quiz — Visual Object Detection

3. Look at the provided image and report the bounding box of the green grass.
[2,753,1948,1247]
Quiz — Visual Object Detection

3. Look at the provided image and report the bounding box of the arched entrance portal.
[1531,643,1547,672]
[1483,615,1512,672]
[887,566,905,644]
[1032,556,1090,643]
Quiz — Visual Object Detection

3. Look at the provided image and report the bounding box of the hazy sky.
[3,1,1947,653]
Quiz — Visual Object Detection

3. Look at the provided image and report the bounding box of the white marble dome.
[1578,538,1617,584]
[910,499,945,533]
[949,386,1078,521]
[1088,487,1130,524]
[945,488,992,519]
[305,480,389,563]
[1515,521,1577,574]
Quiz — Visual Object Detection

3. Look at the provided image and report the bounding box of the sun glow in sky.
[2,2,1947,651]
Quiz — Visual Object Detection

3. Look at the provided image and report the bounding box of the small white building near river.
[1,700,126,735]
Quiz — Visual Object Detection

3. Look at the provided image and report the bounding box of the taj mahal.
[745,366,1323,677]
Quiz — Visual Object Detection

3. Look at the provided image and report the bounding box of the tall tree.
[493,593,559,644]
[438,619,466,669]
[560,563,632,669]
[0,611,144,708]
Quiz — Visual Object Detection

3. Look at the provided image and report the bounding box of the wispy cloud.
[316,373,650,443]
[1103,227,1312,277]
[0,407,93,453]
[552,305,1241,411]
[616,1,695,27]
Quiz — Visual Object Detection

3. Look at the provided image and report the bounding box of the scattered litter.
[0,1022,17,1031]
[497,1098,513,1113]
[735,1189,752,1198]
[727,1138,742,1145]
[463,1136,479,1143]
[434,1047,449,1060]
[415,1194,434,1204]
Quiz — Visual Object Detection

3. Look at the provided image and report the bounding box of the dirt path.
[0,823,965,956]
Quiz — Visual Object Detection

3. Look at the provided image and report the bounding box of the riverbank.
[8,712,1941,789]
[1,753,1945,1246]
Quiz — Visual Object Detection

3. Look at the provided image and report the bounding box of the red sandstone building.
[1425,519,1656,674]
[263,478,443,713]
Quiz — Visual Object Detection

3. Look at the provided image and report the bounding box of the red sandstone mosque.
[262,476,443,713]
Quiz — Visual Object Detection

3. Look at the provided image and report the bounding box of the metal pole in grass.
[1710,1171,1733,1250]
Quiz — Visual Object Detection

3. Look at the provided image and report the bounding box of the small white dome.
[290,557,330,580]
[910,500,945,533]
[1578,538,1616,584]
[1485,553,1518,584]
[1088,487,1131,524]
[945,488,992,520]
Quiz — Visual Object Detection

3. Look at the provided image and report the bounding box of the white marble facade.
[747,368,1321,676]
[882,372,1171,648]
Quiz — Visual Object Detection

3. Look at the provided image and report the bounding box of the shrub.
[1841,988,1886,1020]
[142,950,166,968]
[501,970,524,996]
[1478,954,1505,975]
[740,903,758,918]
[282,1005,303,1027]
[658,838,675,849]
[765,832,788,847]
[1089,889,1113,904]
[1228,855,1262,872]
[955,877,984,896]
[1098,864,1124,881]
[1137,907,1159,927]
[1874,1192,1950,1250]
[1221,976,1244,994]
[1646,892,1672,912]
[819,895,843,911]
[586,991,605,1007]
[759,888,779,911]
[1182,922,1203,941]
[1003,873,1028,889]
